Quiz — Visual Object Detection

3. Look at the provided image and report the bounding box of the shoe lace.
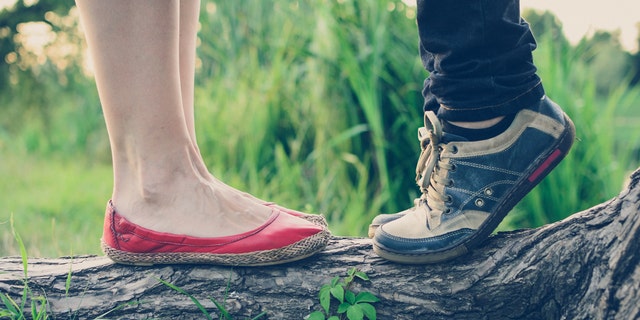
[414,111,454,229]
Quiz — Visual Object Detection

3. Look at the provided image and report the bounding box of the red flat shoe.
[263,202,328,227]
[101,201,330,266]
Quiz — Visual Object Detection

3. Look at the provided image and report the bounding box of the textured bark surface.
[1,168,639,319]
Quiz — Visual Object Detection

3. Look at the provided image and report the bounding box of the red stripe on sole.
[528,149,562,182]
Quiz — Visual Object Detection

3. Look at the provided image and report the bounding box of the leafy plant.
[308,268,379,320]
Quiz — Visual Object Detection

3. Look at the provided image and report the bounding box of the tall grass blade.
[158,278,213,320]
[209,298,231,320]
[1,293,20,318]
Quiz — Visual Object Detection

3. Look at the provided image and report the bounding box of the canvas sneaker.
[372,96,575,264]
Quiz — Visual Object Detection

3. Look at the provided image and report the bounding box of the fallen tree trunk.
[1,169,640,319]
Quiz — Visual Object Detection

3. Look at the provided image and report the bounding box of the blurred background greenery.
[1,0,640,257]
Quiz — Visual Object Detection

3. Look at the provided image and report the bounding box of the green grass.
[192,0,425,236]
[1,0,639,257]
[0,151,110,257]
[1,217,49,320]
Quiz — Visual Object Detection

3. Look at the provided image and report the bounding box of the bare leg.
[76,0,288,237]
[178,0,200,145]
[174,1,266,198]
[177,0,221,183]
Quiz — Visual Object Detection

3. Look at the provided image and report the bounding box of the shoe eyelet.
[450,146,458,154]
[484,188,493,196]
[445,195,453,204]
[444,208,452,214]
[475,198,485,207]
[447,179,454,187]
[450,164,457,172]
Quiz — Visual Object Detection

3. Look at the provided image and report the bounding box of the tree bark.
[1,169,639,319]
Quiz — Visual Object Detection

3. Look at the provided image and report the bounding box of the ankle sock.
[442,113,516,141]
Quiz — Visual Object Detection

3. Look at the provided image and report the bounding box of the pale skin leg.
[75,0,306,237]
[448,117,504,129]
[178,0,281,206]
[178,0,200,146]
[175,1,282,204]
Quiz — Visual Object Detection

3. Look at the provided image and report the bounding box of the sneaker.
[372,96,575,264]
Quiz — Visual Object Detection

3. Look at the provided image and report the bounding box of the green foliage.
[0,0,75,90]
[0,153,111,257]
[308,268,379,320]
[193,0,424,235]
[524,9,638,96]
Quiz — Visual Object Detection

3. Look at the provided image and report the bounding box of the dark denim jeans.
[417,0,545,121]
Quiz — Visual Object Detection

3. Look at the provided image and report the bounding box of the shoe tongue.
[441,132,468,143]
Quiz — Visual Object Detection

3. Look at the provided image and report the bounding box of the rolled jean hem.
[435,82,545,121]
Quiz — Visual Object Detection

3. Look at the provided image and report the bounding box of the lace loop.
[413,111,453,229]
[415,111,442,191]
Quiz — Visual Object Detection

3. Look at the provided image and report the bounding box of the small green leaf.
[328,316,340,320]
[331,276,340,287]
[355,292,379,303]
[319,286,332,314]
[308,311,326,320]
[345,290,356,304]
[354,271,369,281]
[348,267,357,277]
[359,303,377,320]
[346,304,364,320]
[337,302,351,314]
[330,285,345,303]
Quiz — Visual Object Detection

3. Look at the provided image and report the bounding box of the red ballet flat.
[101,201,330,266]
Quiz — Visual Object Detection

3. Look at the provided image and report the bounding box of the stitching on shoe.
[451,160,522,176]
[378,227,474,243]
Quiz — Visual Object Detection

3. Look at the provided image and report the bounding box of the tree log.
[1,169,640,319]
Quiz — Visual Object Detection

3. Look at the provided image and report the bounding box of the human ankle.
[442,114,515,141]
[448,116,504,129]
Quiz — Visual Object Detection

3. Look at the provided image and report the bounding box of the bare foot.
[109,147,312,238]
